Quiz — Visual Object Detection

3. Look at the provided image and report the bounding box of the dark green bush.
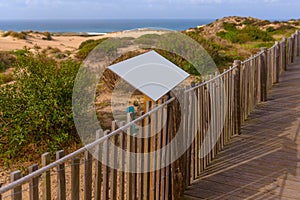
[42,32,52,40]
[0,50,80,160]
[217,22,274,43]
[266,27,276,32]
[241,26,274,42]
[256,20,271,26]
[223,22,238,31]
[0,73,13,84]
[77,38,108,59]
[242,19,256,25]
[0,52,16,72]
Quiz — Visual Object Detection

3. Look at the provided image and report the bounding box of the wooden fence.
[0,30,299,200]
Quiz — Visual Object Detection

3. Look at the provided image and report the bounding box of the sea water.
[0,19,214,34]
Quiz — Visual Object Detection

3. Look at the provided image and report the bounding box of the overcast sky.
[0,0,299,20]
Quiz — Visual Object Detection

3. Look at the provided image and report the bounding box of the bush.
[2,31,27,40]
[266,27,276,32]
[255,20,271,26]
[186,31,232,68]
[0,50,80,160]
[268,25,297,36]
[241,26,274,42]
[0,73,13,84]
[0,52,16,72]
[242,19,256,25]
[42,32,52,40]
[77,38,108,59]
[223,22,238,31]
[135,34,161,45]
[217,23,274,43]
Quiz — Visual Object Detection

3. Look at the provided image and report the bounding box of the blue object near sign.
[127,106,136,134]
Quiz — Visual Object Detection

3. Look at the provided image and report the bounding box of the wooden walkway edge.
[183,57,300,200]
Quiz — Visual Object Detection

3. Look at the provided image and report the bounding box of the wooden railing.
[0,30,299,200]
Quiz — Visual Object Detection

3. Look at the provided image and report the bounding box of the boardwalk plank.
[184,57,300,199]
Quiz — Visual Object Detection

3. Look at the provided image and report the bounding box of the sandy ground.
[0,33,108,52]
[0,30,167,53]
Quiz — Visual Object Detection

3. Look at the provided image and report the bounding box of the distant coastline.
[0,19,214,34]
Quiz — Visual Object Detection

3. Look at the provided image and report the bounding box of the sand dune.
[0,32,109,52]
[0,30,166,53]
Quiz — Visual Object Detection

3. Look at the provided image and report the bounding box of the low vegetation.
[217,22,274,44]
[0,49,80,164]
[1,16,299,166]
[76,38,108,59]
[0,51,16,72]
[42,32,53,41]
[2,31,27,40]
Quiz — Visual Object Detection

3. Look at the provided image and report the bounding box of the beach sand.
[0,32,109,52]
[0,30,166,53]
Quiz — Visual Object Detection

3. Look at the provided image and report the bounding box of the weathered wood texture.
[183,56,300,200]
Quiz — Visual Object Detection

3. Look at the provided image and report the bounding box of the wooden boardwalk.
[183,57,300,200]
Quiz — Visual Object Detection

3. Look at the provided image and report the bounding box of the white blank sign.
[109,50,190,101]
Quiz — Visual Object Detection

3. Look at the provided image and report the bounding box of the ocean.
[0,19,214,34]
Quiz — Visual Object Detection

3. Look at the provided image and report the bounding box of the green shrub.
[0,52,16,72]
[223,22,238,31]
[242,19,256,25]
[0,50,80,160]
[42,32,52,40]
[254,20,271,26]
[49,47,61,54]
[273,20,281,24]
[0,73,13,84]
[184,31,233,69]
[268,25,297,37]
[2,31,27,40]
[77,38,108,59]
[266,27,276,32]
[135,34,161,45]
[241,26,274,42]
[217,23,274,43]
[55,53,66,59]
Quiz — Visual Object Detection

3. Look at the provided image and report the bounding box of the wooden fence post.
[0,183,2,200]
[10,171,22,200]
[275,41,280,83]
[282,38,287,71]
[137,111,144,200]
[84,151,93,200]
[290,35,295,64]
[234,60,241,135]
[260,48,268,102]
[110,121,118,199]
[296,30,300,57]
[126,113,133,200]
[102,130,110,200]
[190,82,196,183]
[94,129,102,200]
[71,157,80,200]
[143,102,150,200]
[56,150,66,200]
[28,164,39,200]
[119,122,126,200]
[42,153,51,200]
